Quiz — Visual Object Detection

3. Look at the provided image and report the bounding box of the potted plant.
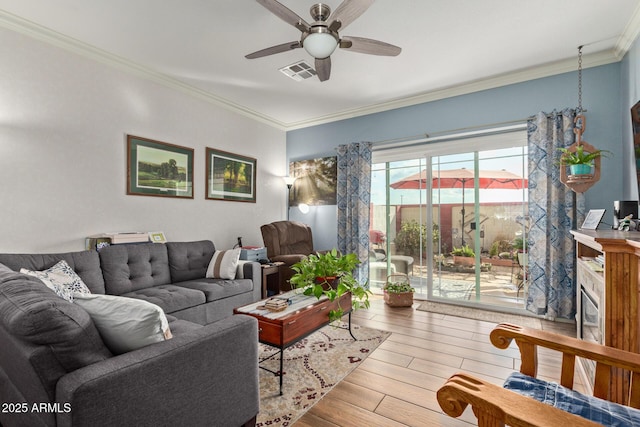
[289,249,371,322]
[451,245,475,266]
[383,274,414,307]
[557,145,611,176]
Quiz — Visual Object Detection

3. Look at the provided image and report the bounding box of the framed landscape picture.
[127,135,194,198]
[206,148,257,203]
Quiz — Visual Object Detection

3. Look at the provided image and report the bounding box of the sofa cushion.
[166,240,215,282]
[0,250,105,293]
[0,264,112,372]
[99,243,172,295]
[165,315,202,335]
[504,372,640,426]
[73,294,172,354]
[206,248,241,280]
[21,259,91,302]
[121,284,206,314]
[173,278,254,302]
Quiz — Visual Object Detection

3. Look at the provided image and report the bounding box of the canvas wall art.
[289,156,337,206]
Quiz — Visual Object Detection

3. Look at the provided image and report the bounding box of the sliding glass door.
[369,131,529,310]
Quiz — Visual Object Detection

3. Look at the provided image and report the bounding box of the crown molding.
[615,2,640,58]
[1,8,635,132]
[284,50,620,130]
[0,10,290,130]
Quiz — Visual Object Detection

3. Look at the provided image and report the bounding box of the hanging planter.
[557,46,611,193]
[558,115,610,193]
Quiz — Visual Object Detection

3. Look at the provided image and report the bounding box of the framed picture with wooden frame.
[127,135,194,198]
[206,148,257,203]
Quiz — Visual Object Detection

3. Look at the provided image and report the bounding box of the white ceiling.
[1,0,639,130]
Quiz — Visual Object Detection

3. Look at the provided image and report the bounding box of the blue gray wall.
[621,36,640,198]
[288,62,628,249]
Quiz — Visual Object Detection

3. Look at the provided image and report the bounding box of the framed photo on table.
[206,148,257,203]
[148,231,167,243]
[580,209,606,230]
[127,135,194,198]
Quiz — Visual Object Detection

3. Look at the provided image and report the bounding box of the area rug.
[416,301,542,329]
[257,323,390,427]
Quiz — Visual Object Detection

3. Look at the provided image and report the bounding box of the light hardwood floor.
[294,295,578,427]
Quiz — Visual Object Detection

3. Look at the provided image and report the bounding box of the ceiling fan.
[245,0,401,82]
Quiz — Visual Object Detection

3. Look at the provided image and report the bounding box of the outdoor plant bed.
[453,255,475,266]
[383,274,414,307]
[440,262,492,273]
[451,245,475,266]
[481,257,514,267]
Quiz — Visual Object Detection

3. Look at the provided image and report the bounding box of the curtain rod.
[371,110,585,149]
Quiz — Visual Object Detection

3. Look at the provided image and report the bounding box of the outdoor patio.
[371,261,526,310]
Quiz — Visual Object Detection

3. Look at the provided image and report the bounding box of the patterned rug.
[256,323,390,427]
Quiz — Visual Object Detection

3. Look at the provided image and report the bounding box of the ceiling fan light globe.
[303,32,338,59]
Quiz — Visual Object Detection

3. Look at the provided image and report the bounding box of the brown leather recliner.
[260,220,321,292]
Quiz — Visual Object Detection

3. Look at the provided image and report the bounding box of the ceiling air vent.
[279,60,317,81]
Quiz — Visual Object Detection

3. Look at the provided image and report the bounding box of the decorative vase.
[383,290,414,307]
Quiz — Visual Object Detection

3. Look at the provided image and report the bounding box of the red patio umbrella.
[390,168,528,245]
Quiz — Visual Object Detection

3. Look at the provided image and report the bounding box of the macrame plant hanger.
[559,45,601,193]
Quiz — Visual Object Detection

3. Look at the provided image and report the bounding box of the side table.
[261,262,284,298]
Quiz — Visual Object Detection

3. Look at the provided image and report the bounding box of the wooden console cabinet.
[571,229,640,402]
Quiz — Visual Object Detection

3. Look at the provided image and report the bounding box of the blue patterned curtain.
[337,142,372,283]
[527,109,585,318]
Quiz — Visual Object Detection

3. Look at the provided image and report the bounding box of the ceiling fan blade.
[328,0,374,32]
[245,41,301,59]
[340,36,401,56]
[256,0,310,32]
[315,57,331,82]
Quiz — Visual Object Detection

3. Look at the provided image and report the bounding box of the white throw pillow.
[21,260,91,302]
[73,294,172,354]
[206,248,241,280]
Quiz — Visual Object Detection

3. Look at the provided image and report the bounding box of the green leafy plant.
[383,281,415,294]
[557,145,611,166]
[451,245,475,257]
[394,220,440,258]
[289,249,371,322]
[512,237,527,252]
[489,237,512,257]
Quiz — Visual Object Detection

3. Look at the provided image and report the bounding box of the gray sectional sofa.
[0,240,262,427]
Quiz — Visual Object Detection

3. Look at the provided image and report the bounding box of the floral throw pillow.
[21,260,91,302]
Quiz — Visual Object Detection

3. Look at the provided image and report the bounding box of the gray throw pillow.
[73,294,172,355]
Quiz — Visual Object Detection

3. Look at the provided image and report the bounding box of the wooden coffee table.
[234,290,355,395]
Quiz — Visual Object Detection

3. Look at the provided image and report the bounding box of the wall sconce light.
[283,176,296,220]
[298,203,310,214]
